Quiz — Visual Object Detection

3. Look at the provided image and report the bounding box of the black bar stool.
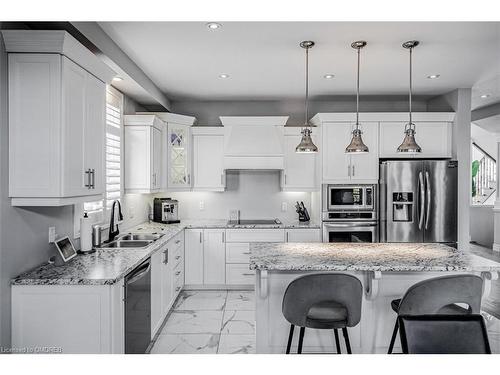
[387,274,483,354]
[282,273,363,354]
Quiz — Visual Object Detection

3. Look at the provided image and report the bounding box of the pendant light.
[295,41,318,153]
[345,41,369,153]
[397,40,422,153]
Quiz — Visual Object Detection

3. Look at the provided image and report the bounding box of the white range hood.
[221,116,288,170]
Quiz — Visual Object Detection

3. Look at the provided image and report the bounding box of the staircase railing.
[472,142,497,205]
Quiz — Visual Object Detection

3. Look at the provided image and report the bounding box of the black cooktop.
[227,219,281,225]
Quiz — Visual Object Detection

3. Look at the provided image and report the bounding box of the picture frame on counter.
[54,236,77,262]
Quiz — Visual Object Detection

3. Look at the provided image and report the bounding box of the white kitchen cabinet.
[4,30,114,206]
[185,229,225,286]
[192,127,225,191]
[185,229,204,285]
[11,282,124,354]
[281,128,319,191]
[285,228,322,242]
[203,229,226,284]
[321,122,379,183]
[379,121,452,158]
[124,115,164,194]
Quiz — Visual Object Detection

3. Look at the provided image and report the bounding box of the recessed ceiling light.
[112,76,123,82]
[324,74,335,79]
[480,94,491,99]
[218,73,230,79]
[427,74,440,79]
[206,22,222,30]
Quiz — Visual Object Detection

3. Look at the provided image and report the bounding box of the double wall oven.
[322,184,378,243]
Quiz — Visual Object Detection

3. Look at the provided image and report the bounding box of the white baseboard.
[493,243,500,252]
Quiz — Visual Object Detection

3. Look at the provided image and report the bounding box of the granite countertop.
[249,242,500,272]
[12,219,320,286]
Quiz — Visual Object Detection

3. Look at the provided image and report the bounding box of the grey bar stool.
[387,274,483,354]
[282,273,363,354]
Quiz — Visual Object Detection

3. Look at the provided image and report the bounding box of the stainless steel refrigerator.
[379,160,458,244]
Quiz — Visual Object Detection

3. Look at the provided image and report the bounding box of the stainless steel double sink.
[100,233,163,249]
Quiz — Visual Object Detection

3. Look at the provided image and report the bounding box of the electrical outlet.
[281,202,288,212]
[199,201,205,211]
[48,227,56,243]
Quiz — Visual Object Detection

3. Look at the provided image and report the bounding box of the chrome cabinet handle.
[222,232,225,243]
[163,248,169,264]
[242,273,254,276]
[91,168,95,189]
[199,231,202,243]
[284,174,287,185]
[84,169,92,188]
[175,239,181,244]
[425,171,431,230]
[175,286,181,292]
[187,174,191,185]
[347,165,351,177]
[286,232,289,242]
[242,252,251,255]
[352,165,355,177]
[175,271,181,276]
[175,255,181,260]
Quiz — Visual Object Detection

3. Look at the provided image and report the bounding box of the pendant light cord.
[355,46,360,129]
[408,46,413,127]
[305,46,309,128]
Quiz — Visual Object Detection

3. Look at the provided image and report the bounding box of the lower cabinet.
[151,231,185,338]
[11,282,125,354]
[285,228,322,242]
[185,228,226,286]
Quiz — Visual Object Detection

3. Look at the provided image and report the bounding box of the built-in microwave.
[322,184,376,211]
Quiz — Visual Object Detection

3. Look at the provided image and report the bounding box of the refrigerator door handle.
[418,171,425,230]
[425,171,431,229]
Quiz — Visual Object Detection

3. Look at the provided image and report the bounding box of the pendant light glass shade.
[398,41,422,153]
[296,41,318,153]
[296,128,318,153]
[346,41,369,153]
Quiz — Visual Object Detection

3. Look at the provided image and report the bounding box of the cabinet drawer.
[226,264,255,285]
[225,229,285,243]
[226,243,251,263]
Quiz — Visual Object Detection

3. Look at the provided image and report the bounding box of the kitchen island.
[250,242,500,354]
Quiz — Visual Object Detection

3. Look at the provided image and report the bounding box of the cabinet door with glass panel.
[167,123,192,190]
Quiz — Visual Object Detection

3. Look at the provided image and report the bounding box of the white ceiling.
[99,22,500,103]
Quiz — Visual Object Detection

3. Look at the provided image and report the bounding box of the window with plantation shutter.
[78,86,123,234]
[104,88,123,213]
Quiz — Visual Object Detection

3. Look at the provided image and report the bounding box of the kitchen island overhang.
[250,242,500,354]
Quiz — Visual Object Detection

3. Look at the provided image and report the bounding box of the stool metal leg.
[286,324,295,354]
[333,329,341,354]
[297,327,305,354]
[342,327,352,354]
[388,320,399,354]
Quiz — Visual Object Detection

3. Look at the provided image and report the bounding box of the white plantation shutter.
[82,86,123,222]
[105,88,123,213]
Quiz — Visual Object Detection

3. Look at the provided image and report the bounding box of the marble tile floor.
[150,290,256,354]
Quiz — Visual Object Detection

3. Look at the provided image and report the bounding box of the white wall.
[471,123,498,159]
[160,171,313,222]
[470,206,494,248]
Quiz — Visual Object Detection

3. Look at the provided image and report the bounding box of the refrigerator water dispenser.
[392,192,413,222]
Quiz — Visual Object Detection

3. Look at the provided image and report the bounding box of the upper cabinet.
[281,127,319,191]
[3,30,115,206]
[312,113,455,184]
[137,112,196,191]
[124,115,164,194]
[320,121,379,184]
[379,120,453,158]
[192,127,225,191]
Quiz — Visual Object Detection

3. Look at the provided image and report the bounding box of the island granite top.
[249,242,500,272]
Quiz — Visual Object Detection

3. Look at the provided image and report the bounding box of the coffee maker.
[153,198,180,224]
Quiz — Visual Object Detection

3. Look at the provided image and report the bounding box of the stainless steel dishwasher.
[124,258,151,354]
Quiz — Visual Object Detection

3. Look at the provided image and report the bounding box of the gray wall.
[170,96,432,125]
[0,29,146,348]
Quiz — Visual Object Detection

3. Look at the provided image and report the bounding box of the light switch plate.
[199,201,205,210]
[281,202,288,212]
[48,227,56,243]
